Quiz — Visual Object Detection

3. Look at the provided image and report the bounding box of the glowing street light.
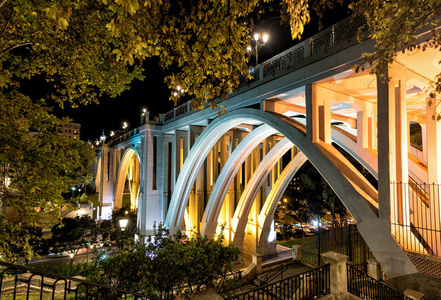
[119,218,129,249]
[119,219,128,232]
[248,31,269,65]
[122,121,128,130]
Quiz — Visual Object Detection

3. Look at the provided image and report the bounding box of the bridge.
[94,17,441,279]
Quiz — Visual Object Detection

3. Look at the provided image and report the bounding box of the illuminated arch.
[114,147,141,210]
[200,124,278,237]
[257,152,308,252]
[230,138,294,247]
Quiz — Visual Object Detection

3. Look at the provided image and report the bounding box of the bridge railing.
[0,261,160,300]
[158,16,365,124]
[108,128,140,145]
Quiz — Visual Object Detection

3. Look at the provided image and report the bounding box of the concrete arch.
[166,108,375,231]
[114,147,141,210]
[257,152,308,253]
[231,138,294,248]
[165,108,416,277]
[200,124,278,237]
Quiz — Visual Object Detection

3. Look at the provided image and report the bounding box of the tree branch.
[0,42,33,58]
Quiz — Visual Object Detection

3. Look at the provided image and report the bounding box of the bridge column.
[98,144,114,220]
[137,128,165,237]
[306,84,331,144]
[425,95,441,255]
[426,95,441,184]
[188,126,205,234]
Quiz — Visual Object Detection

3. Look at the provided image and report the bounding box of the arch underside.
[114,147,141,211]
[167,110,365,250]
[165,108,422,277]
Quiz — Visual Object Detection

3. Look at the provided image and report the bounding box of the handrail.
[347,264,411,299]
[0,261,161,300]
[224,264,330,300]
[259,263,287,285]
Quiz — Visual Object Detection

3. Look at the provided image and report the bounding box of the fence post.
[367,258,381,280]
[321,251,349,297]
[252,253,263,274]
[292,245,302,262]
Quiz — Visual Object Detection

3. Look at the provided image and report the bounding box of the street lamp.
[122,121,128,130]
[71,187,76,198]
[247,31,269,65]
[119,218,129,249]
[69,252,75,291]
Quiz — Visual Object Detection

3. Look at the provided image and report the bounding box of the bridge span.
[95,18,441,279]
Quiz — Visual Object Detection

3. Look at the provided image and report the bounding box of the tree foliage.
[89,224,240,298]
[286,161,349,221]
[0,94,95,261]
[50,215,98,254]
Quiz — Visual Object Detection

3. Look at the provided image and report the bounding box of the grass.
[1,293,76,300]
[278,235,317,252]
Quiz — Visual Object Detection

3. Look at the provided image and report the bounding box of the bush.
[88,224,240,298]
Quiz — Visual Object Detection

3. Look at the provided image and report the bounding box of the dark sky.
[50,5,350,142]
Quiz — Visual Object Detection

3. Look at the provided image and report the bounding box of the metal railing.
[262,250,292,262]
[0,261,161,300]
[224,264,330,300]
[158,16,366,125]
[347,264,411,300]
[391,182,441,258]
[259,264,287,285]
[301,250,321,267]
[263,46,305,78]
[310,17,365,55]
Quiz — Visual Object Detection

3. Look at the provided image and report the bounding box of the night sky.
[49,6,350,142]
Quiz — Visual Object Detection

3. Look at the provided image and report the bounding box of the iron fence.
[319,220,374,274]
[309,17,365,56]
[223,264,330,300]
[262,250,292,262]
[347,264,411,300]
[263,46,305,78]
[0,261,161,300]
[391,182,441,258]
[300,250,321,267]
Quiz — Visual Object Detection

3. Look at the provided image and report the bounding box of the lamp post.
[69,252,75,291]
[247,31,269,66]
[71,187,76,198]
[119,218,128,249]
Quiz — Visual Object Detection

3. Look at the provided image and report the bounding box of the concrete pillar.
[98,144,113,220]
[425,96,441,255]
[377,73,397,221]
[305,84,331,144]
[421,124,428,163]
[321,252,348,297]
[252,253,263,274]
[357,110,369,148]
[396,80,410,225]
[426,95,441,184]
[368,258,381,281]
[292,245,302,262]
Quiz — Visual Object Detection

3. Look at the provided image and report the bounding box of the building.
[56,123,81,140]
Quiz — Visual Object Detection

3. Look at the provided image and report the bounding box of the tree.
[0,93,97,259]
[50,215,98,254]
[88,224,240,297]
[286,161,349,222]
